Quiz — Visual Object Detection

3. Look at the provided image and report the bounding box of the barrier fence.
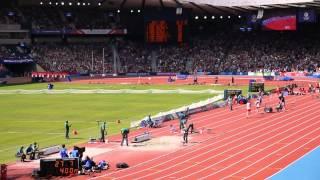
[130,94,224,128]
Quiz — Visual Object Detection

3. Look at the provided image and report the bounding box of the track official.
[65,121,71,139]
[121,128,130,146]
[100,122,106,142]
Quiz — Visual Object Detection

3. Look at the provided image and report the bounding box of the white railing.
[130,94,224,128]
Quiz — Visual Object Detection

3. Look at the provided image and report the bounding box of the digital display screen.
[144,8,188,43]
[262,9,296,31]
[249,82,264,92]
[39,158,79,177]
[146,20,168,43]
[224,90,242,100]
[145,20,187,43]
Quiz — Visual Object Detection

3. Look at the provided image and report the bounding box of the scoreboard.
[144,8,188,44]
[224,90,242,100]
[39,158,79,177]
[249,82,264,92]
[146,20,168,43]
[146,20,187,43]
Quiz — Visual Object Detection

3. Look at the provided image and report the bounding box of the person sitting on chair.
[17,146,26,162]
[82,156,96,173]
[26,144,35,160]
[70,146,79,158]
[26,144,33,154]
[59,144,69,158]
[33,142,38,151]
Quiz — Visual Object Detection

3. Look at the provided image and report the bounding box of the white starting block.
[132,132,151,143]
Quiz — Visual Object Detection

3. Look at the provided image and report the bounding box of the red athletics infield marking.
[125,97,320,180]
[92,95,314,179]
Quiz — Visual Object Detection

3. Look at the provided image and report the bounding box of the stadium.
[1,0,320,179]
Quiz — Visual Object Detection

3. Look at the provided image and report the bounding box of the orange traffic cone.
[73,130,78,135]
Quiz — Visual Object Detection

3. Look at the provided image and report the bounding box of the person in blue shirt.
[17,146,26,162]
[26,144,33,154]
[177,108,188,130]
[70,146,79,158]
[82,156,95,171]
[59,144,68,158]
[26,144,36,160]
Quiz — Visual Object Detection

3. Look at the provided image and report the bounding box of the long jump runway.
[86,93,320,179]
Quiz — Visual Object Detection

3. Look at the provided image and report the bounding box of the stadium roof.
[183,0,313,6]
[20,0,320,15]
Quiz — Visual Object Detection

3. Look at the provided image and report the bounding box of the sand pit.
[128,136,185,151]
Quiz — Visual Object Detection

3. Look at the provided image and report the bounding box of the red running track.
[88,94,320,179]
[72,75,316,87]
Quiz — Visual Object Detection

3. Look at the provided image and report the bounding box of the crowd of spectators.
[31,43,113,73]
[223,32,320,73]
[27,32,320,74]
[2,31,320,74]
[0,44,30,58]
